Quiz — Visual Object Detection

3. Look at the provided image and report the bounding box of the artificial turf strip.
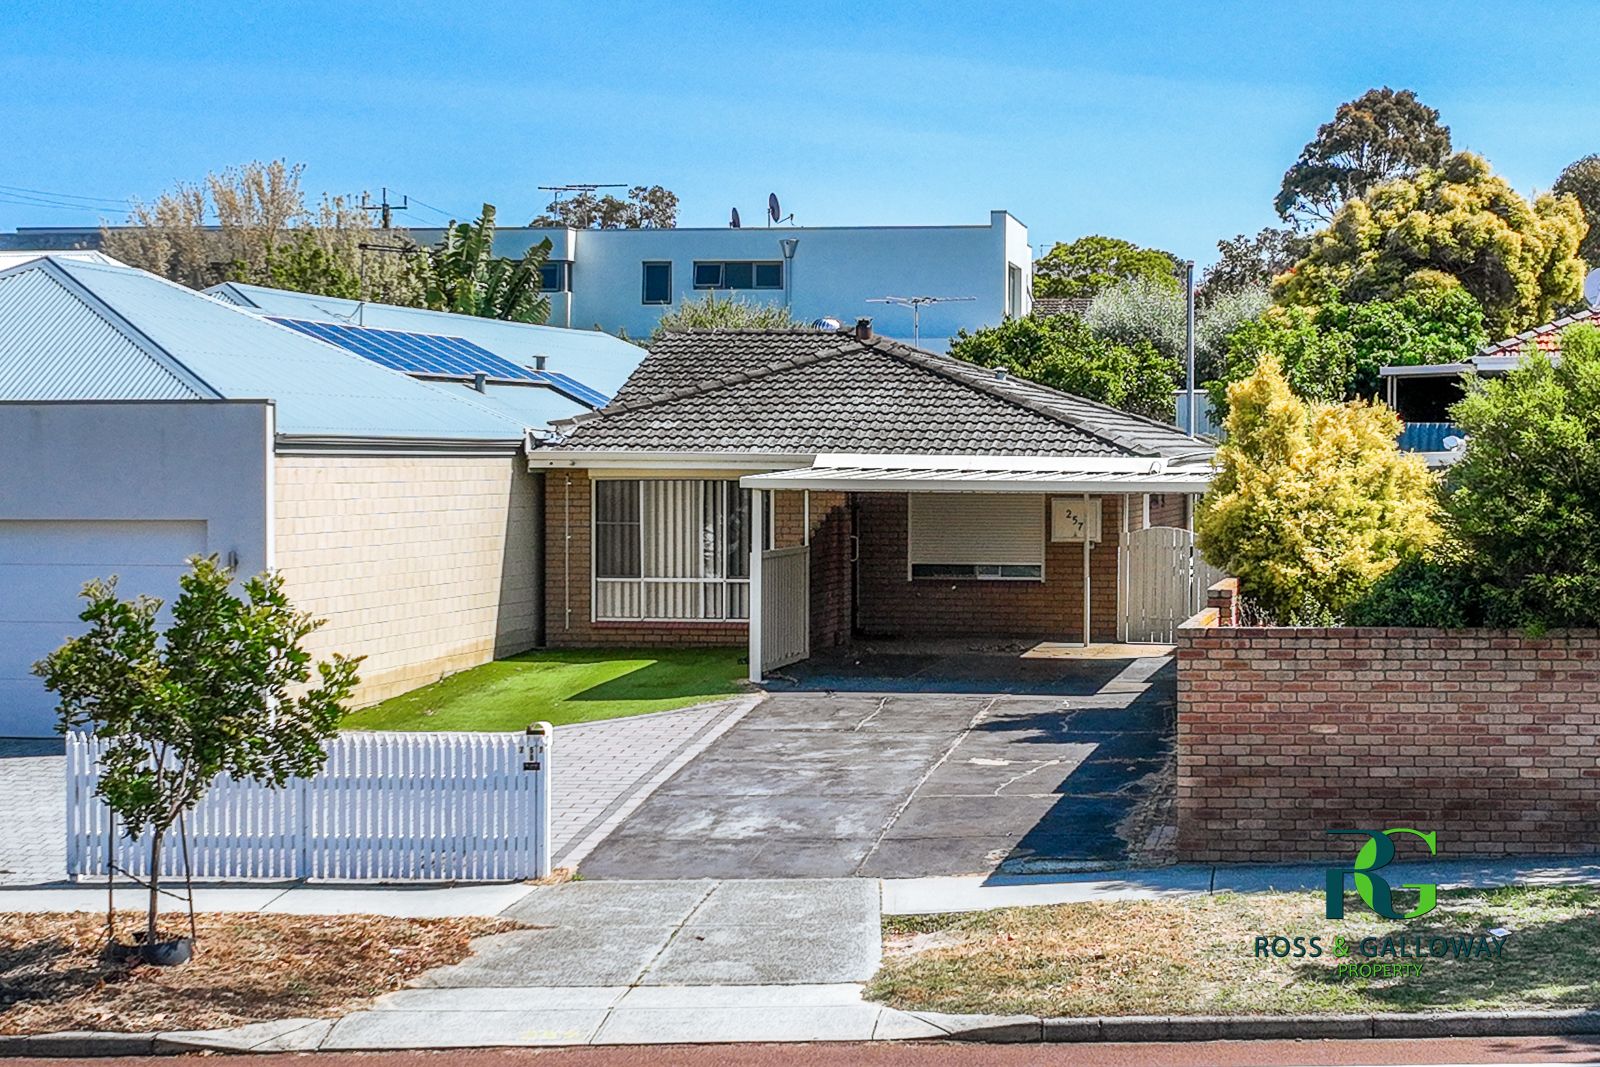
[340,647,748,731]
[0,912,514,1035]
[867,886,1600,1018]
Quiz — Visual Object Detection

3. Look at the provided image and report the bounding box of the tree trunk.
[146,829,162,949]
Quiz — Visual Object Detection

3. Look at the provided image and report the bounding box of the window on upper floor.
[540,261,571,293]
[692,261,783,291]
[641,262,672,304]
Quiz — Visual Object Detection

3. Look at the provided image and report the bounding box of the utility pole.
[1184,260,1197,437]
[359,187,408,230]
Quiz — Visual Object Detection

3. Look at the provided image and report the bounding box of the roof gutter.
[526,449,815,472]
[275,434,525,457]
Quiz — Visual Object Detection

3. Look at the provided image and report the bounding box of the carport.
[742,452,1216,682]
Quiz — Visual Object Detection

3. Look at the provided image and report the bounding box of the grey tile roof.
[611,329,846,403]
[555,330,1208,460]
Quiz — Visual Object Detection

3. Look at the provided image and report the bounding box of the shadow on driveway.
[578,649,1176,880]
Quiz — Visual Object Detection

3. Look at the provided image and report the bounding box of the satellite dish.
[768,193,781,224]
[730,207,741,229]
[1585,267,1600,308]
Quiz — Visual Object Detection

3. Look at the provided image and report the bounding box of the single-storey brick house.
[530,322,1218,679]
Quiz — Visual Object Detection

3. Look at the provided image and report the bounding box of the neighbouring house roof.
[1477,308,1598,359]
[1381,306,1600,381]
[1030,296,1092,318]
[207,281,643,399]
[0,256,536,444]
[549,329,1211,462]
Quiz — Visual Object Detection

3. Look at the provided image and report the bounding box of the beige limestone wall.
[274,453,542,706]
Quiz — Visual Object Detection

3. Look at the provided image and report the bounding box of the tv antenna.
[767,193,793,226]
[866,295,976,347]
[359,187,408,230]
[730,207,741,228]
[538,183,626,202]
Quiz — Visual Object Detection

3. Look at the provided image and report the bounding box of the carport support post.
[748,488,764,683]
[1081,492,1091,646]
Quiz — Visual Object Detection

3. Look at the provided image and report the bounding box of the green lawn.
[342,647,748,731]
[868,886,1600,1018]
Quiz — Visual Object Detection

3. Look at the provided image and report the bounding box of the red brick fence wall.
[1177,580,1600,863]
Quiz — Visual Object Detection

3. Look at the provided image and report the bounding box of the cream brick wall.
[274,453,542,706]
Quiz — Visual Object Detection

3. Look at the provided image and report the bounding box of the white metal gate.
[1121,526,1226,643]
[66,727,552,882]
[760,545,810,672]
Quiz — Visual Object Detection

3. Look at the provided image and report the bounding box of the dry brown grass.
[0,911,514,1036]
[869,887,1600,1018]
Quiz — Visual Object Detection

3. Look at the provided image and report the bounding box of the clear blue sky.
[2,1,1595,265]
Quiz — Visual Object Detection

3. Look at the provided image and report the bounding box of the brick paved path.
[0,698,758,885]
[0,739,67,885]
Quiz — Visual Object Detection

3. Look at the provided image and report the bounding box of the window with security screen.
[906,493,1045,580]
[592,479,753,620]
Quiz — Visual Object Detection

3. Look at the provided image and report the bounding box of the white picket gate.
[760,545,811,672]
[65,727,552,882]
[1121,526,1226,644]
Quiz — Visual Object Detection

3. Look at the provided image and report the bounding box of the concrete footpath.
[8,857,1600,1053]
[6,852,1598,919]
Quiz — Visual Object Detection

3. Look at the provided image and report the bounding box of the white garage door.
[0,520,206,737]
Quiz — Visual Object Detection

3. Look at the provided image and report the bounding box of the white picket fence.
[65,727,551,882]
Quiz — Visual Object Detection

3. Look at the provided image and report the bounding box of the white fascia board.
[1379,363,1473,379]
[742,469,1213,494]
[526,450,815,472]
[809,452,1169,474]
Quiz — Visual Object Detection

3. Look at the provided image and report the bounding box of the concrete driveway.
[578,650,1175,880]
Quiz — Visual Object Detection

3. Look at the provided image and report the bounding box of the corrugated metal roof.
[0,265,201,401]
[0,257,531,442]
[418,379,590,433]
[209,282,642,397]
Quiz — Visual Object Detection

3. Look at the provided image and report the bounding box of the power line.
[393,192,469,224]
[0,194,112,217]
[0,183,129,207]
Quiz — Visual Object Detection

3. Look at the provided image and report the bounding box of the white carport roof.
[740,453,1215,494]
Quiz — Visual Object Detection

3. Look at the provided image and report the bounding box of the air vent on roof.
[994,367,1008,381]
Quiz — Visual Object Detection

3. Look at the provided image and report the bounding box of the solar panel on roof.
[266,316,613,410]
[269,317,542,383]
[531,370,611,409]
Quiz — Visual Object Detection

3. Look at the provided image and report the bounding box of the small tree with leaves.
[1032,235,1182,300]
[34,558,360,958]
[650,292,799,339]
[949,313,1180,422]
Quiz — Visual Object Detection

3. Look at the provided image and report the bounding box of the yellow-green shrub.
[1196,354,1441,622]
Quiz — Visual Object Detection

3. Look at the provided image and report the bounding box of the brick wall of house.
[1147,493,1189,529]
[808,492,852,650]
[275,453,541,707]
[1177,606,1600,861]
[853,492,1128,642]
[543,469,752,648]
